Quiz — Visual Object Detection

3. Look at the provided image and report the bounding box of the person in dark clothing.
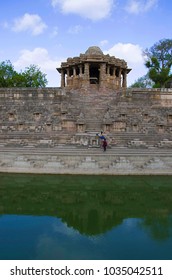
[102,139,107,151]
[96,132,107,150]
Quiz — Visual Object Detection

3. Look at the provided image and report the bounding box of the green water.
[0,173,172,260]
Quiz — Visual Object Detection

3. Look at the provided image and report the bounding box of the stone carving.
[14,156,31,168]
[77,156,99,169]
[141,157,167,169]
[110,157,134,170]
[127,139,148,148]
[77,112,85,123]
[45,160,65,169]
[103,110,112,122]
[157,139,172,147]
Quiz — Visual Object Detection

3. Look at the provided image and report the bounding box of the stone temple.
[0,46,172,174]
[57,46,131,91]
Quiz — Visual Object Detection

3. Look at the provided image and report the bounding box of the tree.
[130,74,154,88]
[0,60,17,87]
[21,65,48,87]
[0,60,48,87]
[144,39,172,88]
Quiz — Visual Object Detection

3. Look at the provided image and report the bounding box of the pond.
[0,173,172,260]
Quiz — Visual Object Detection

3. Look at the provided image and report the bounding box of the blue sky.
[0,0,171,87]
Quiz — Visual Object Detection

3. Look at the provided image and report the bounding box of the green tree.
[130,74,154,88]
[144,39,172,88]
[0,61,48,87]
[0,60,17,87]
[21,65,48,87]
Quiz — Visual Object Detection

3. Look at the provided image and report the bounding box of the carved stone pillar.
[84,63,90,81]
[61,69,65,88]
[122,69,127,88]
[100,63,106,87]
[79,65,83,76]
[67,68,70,77]
[119,68,122,88]
[107,65,110,75]
[66,68,70,86]
[112,67,116,87]
[73,66,76,76]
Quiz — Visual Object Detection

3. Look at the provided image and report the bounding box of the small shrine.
[57,46,131,91]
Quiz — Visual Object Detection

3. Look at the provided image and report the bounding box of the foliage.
[144,39,172,88]
[130,74,154,88]
[0,60,48,87]
[22,65,48,87]
[0,60,17,87]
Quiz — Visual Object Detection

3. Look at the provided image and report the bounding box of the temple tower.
[57,46,131,91]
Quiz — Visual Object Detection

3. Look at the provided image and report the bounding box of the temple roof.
[85,46,103,56]
[57,46,131,74]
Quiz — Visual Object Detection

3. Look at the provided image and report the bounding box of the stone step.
[1,146,172,157]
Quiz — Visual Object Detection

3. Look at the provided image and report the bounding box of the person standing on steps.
[102,139,107,151]
[96,131,107,151]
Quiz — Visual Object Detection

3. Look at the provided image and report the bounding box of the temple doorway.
[89,64,100,84]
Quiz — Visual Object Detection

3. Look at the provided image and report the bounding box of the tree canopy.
[0,60,48,88]
[144,39,172,88]
[130,74,154,88]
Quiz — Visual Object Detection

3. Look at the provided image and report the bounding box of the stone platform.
[0,145,172,175]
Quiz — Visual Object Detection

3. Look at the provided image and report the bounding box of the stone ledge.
[1,147,172,175]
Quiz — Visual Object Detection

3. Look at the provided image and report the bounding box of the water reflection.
[0,174,172,259]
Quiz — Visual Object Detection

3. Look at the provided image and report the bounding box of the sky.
[0,0,171,87]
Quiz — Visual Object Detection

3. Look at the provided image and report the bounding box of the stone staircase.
[1,145,172,156]
[1,88,172,150]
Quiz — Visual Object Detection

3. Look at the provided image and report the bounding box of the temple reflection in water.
[1,173,172,240]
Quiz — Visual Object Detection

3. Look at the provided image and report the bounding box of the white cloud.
[67,25,83,34]
[100,40,109,47]
[104,43,147,85]
[125,0,158,14]
[13,48,62,87]
[106,43,143,63]
[51,0,115,21]
[12,13,47,35]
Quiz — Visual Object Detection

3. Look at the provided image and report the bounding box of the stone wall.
[1,86,172,174]
[1,87,172,148]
